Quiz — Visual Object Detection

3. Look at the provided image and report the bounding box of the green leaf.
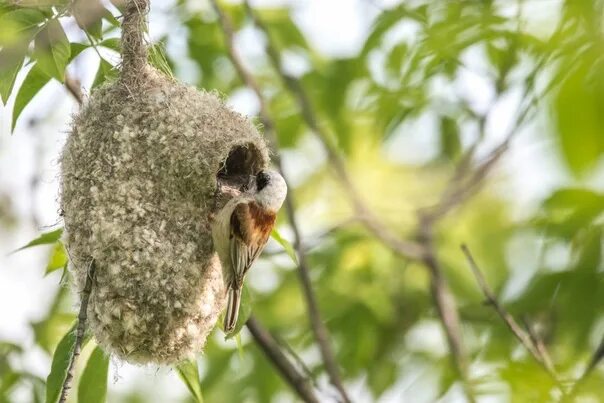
[12,228,62,253]
[0,52,23,104]
[0,8,45,46]
[12,63,51,132]
[539,189,604,239]
[78,346,109,403]
[92,58,117,89]
[235,333,244,359]
[271,229,298,265]
[33,19,70,82]
[554,55,604,176]
[99,38,120,52]
[175,359,204,403]
[361,5,426,57]
[45,323,90,403]
[255,8,308,50]
[102,8,120,27]
[148,41,173,77]
[69,42,89,61]
[46,242,68,275]
[72,0,106,40]
[439,116,461,160]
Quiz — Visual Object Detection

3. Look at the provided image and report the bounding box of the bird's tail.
[224,286,242,333]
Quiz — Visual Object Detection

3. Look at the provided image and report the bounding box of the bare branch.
[59,260,96,403]
[246,316,320,403]
[420,221,475,402]
[460,245,562,385]
[243,1,476,398]
[522,316,556,376]
[564,335,604,400]
[210,2,351,401]
[243,0,424,262]
[585,337,604,380]
[57,71,88,403]
[65,73,84,105]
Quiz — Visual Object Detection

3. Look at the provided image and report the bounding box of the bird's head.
[254,170,287,212]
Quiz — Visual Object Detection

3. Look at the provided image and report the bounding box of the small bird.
[211,170,287,333]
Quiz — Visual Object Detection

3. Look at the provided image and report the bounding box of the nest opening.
[218,143,263,177]
[216,143,264,195]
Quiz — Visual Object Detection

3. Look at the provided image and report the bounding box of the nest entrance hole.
[216,144,264,203]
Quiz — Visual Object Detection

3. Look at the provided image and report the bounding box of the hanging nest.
[60,0,269,364]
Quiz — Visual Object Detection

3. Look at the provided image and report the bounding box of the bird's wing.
[229,201,275,288]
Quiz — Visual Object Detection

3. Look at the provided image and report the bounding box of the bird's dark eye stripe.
[256,172,269,191]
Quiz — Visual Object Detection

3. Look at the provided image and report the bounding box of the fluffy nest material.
[60,66,269,364]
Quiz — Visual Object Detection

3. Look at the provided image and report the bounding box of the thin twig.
[238,3,555,401]
[59,260,96,403]
[57,68,90,403]
[461,245,562,387]
[243,0,425,262]
[243,1,476,398]
[273,334,324,393]
[210,2,351,402]
[244,1,480,397]
[522,316,556,375]
[564,335,604,400]
[246,316,320,403]
[584,337,604,380]
[420,221,475,401]
[65,73,83,105]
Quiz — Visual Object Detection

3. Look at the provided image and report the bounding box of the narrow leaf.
[33,19,70,82]
[13,228,62,253]
[148,41,173,77]
[0,9,45,44]
[0,53,24,104]
[45,323,89,403]
[73,0,104,40]
[102,8,120,27]
[235,333,244,359]
[271,229,299,265]
[11,64,51,132]
[46,241,68,275]
[78,346,109,403]
[92,58,117,89]
[70,42,90,61]
[99,38,120,52]
[175,359,204,403]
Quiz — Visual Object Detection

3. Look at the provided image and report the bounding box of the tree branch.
[210,2,351,401]
[564,335,604,400]
[246,316,320,403]
[460,245,562,386]
[59,260,96,403]
[65,73,83,105]
[243,0,425,262]
[242,2,478,398]
[421,221,475,401]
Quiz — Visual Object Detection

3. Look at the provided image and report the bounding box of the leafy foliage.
[78,346,109,403]
[45,323,89,403]
[2,0,604,402]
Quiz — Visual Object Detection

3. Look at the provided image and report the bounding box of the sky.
[0,0,601,402]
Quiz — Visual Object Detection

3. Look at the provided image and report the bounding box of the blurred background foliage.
[1,0,604,402]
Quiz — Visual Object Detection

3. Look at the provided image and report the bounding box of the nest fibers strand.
[60,67,269,364]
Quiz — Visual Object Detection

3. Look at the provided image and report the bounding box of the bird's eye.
[256,171,269,191]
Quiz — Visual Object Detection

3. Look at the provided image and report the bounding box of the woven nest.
[59,1,269,364]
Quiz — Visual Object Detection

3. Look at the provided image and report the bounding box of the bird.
[211,170,287,333]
